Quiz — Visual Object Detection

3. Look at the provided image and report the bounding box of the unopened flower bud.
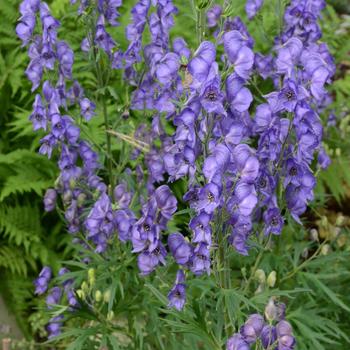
[103,289,112,303]
[267,271,276,288]
[321,244,331,255]
[69,178,76,190]
[337,234,347,248]
[81,281,89,294]
[310,228,319,242]
[107,310,114,321]
[121,110,130,120]
[95,290,102,302]
[77,193,87,207]
[254,269,266,284]
[76,289,85,299]
[335,214,345,227]
[301,248,309,258]
[320,216,328,228]
[265,298,277,322]
[88,268,95,286]
[335,148,341,157]
[63,190,72,204]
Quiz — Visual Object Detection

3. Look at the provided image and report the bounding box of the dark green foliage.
[0,0,67,339]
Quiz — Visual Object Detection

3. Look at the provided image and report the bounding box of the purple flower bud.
[44,189,57,212]
[16,13,36,45]
[46,286,62,308]
[47,315,63,339]
[95,16,116,53]
[57,41,74,79]
[34,266,52,295]
[207,5,222,28]
[240,314,265,343]
[168,233,192,265]
[226,334,250,350]
[261,325,277,349]
[245,0,263,20]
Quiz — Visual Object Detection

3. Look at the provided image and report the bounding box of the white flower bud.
[254,269,266,284]
[267,271,277,288]
[265,298,277,322]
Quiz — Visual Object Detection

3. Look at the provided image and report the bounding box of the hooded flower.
[245,0,263,20]
[168,233,192,265]
[226,334,250,350]
[168,270,186,310]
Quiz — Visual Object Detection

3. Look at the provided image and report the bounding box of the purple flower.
[189,212,212,245]
[195,183,221,214]
[226,74,253,113]
[98,0,122,26]
[80,98,96,121]
[85,192,115,251]
[34,266,52,295]
[168,270,186,311]
[263,207,284,235]
[168,233,192,265]
[39,134,57,158]
[16,13,36,45]
[114,209,136,242]
[188,41,216,87]
[275,37,303,77]
[228,181,257,217]
[29,95,47,131]
[223,31,254,80]
[318,147,331,169]
[254,53,273,79]
[40,3,60,45]
[203,143,230,182]
[44,189,57,212]
[240,313,265,343]
[154,185,177,220]
[245,0,263,20]
[173,37,191,59]
[137,242,167,275]
[226,334,250,350]
[56,41,74,79]
[47,316,63,339]
[265,79,308,113]
[207,5,222,28]
[154,53,180,86]
[95,16,116,53]
[46,286,62,308]
[26,59,43,91]
[261,325,277,349]
[276,320,295,350]
[190,243,210,275]
[232,144,259,183]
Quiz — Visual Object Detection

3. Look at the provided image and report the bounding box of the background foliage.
[0,0,349,349]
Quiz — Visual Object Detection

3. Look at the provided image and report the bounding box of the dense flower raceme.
[227,299,295,350]
[19,0,334,338]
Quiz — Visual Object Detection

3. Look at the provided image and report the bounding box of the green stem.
[280,240,328,282]
[94,52,114,196]
[242,233,272,296]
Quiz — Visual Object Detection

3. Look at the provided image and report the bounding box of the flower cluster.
[17,0,334,339]
[227,300,295,350]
